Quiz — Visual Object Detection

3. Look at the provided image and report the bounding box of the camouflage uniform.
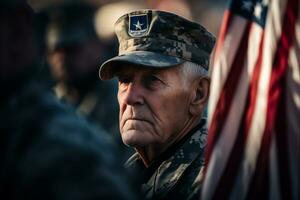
[98,10,216,200]
[125,120,207,200]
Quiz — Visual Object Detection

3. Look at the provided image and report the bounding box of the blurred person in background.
[0,0,139,199]
[99,10,215,200]
[43,1,120,142]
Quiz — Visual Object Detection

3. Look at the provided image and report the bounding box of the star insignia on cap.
[128,14,148,37]
[133,20,143,30]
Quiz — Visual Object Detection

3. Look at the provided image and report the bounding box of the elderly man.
[99,10,215,199]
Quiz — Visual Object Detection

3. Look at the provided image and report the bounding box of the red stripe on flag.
[214,11,233,59]
[206,22,251,169]
[247,0,298,199]
[211,30,265,200]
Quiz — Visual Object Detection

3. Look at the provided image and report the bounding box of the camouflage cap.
[99,10,216,80]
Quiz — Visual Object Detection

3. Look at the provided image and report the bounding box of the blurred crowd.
[29,0,226,38]
[0,0,224,199]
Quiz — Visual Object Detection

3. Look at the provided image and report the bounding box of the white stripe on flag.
[208,16,248,125]
[203,22,264,200]
[230,0,287,199]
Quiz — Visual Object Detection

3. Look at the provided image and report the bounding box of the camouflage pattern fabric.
[99,10,215,80]
[125,119,208,200]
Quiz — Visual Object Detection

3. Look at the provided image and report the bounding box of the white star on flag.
[254,3,263,19]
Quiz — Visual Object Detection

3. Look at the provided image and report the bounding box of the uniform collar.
[126,119,208,198]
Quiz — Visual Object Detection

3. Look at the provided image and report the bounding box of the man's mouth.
[124,118,152,125]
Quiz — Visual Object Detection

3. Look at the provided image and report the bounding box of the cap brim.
[99,51,184,80]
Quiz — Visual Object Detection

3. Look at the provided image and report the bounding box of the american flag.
[202,0,299,199]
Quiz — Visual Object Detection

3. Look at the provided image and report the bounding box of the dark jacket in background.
[0,80,138,200]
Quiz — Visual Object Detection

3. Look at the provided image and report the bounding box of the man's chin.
[121,130,150,147]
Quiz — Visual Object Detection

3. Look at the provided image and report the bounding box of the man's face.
[117,65,193,149]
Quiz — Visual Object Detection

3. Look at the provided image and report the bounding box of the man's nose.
[122,82,144,106]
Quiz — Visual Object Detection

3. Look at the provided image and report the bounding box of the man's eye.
[148,75,161,82]
[144,75,163,89]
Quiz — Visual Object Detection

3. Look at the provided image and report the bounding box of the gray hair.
[178,61,209,89]
[181,61,209,80]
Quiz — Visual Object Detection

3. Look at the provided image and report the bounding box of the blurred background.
[29,0,227,39]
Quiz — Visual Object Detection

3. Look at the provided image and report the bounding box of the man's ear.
[189,77,210,116]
